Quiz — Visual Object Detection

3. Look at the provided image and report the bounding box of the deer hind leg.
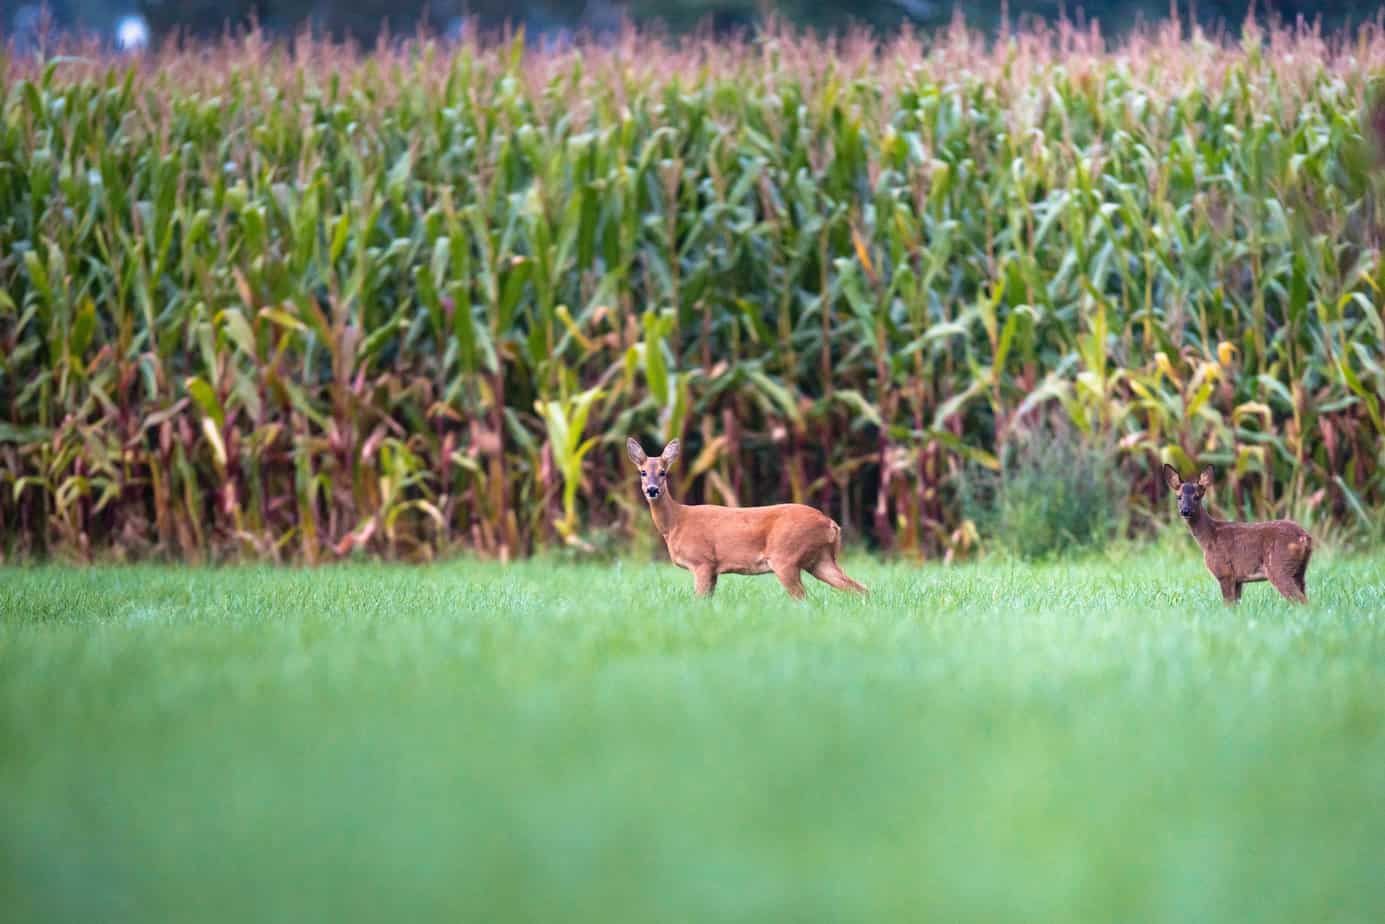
[772,562,807,600]
[1292,548,1311,601]
[692,566,718,598]
[809,557,869,595]
[1293,564,1309,601]
[1268,568,1307,604]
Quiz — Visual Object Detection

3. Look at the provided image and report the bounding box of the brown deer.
[1162,464,1313,604]
[628,438,868,599]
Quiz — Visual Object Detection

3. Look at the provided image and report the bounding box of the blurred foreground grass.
[3,553,1384,921]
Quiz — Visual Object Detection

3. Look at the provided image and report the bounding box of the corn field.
[2,20,1385,562]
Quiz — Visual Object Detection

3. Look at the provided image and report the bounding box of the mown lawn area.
[3,552,1384,922]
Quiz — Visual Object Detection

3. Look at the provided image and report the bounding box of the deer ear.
[660,439,681,466]
[1162,464,1181,492]
[626,438,647,466]
[1197,467,1214,489]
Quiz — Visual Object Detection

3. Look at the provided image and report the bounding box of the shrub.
[959,425,1128,561]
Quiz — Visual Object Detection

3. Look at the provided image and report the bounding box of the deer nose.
[645,486,659,498]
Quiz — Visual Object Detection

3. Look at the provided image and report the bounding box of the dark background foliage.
[6,0,1379,45]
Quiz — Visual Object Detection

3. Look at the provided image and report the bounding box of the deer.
[627,438,868,600]
[1162,464,1313,605]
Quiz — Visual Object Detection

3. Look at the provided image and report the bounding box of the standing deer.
[628,438,868,599]
[1162,464,1313,604]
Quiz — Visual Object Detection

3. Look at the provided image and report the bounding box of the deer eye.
[640,470,646,476]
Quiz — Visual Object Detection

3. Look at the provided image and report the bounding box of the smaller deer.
[628,438,868,599]
[1162,464,1313,604]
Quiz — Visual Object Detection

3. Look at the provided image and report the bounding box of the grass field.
[3,551,1385,922]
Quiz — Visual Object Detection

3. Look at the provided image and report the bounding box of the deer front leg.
[1217,577,1241,605]
[692,565,718,597]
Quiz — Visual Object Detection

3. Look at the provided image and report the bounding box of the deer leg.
[1293,559,1310,602]
[809,558,869,595]
[1284,539,1311,602]
[772,562,807,600]
[692,566,718,598]
[1268,569,1307,604]
[1218,577,1240,605]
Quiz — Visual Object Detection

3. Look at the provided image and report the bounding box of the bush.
[960,426,1128,561]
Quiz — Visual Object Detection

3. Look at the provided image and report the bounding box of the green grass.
[3,552,1385,922]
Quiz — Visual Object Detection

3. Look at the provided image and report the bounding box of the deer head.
[1163,464,1213,519]
[627,438,680,501]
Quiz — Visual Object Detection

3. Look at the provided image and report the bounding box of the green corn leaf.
[218,309,257,358]
[69,299,96,361]
[185,377,225,430]
[642,311,669,405]
[747,369,800,425]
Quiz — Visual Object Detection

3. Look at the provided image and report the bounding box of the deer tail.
[828,519,843,558]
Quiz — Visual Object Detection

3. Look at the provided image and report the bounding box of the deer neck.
[647,490,683,538]
[1184,505,1219,547]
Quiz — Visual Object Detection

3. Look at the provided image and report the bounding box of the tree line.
[12,1,1377,44]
